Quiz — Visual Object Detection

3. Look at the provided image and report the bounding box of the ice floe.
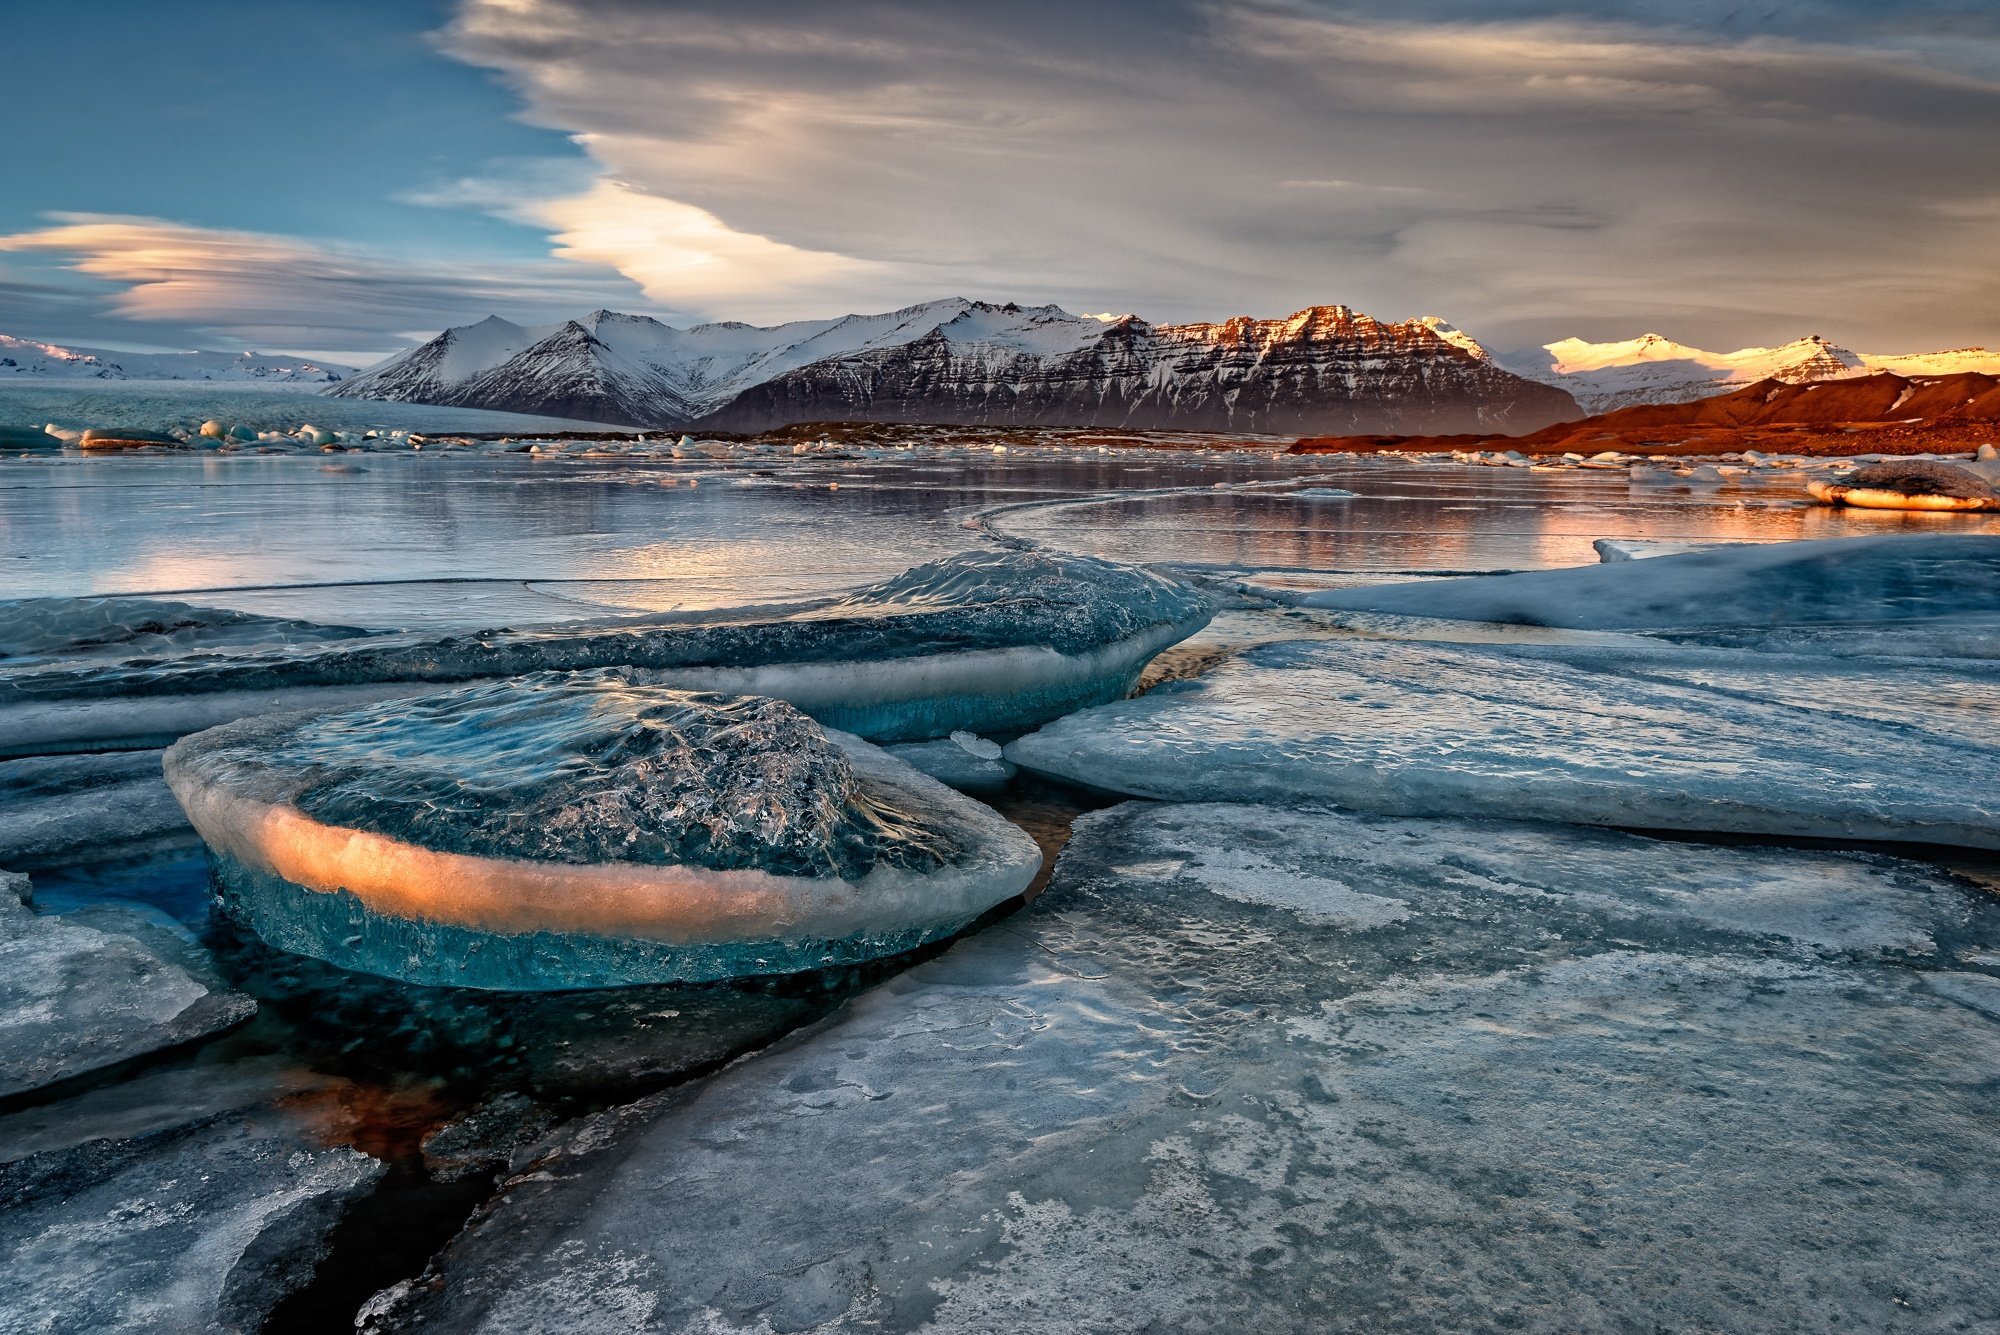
[0,870,255,1099]
[164,674,1042,989]
[1007,637,2000,847]
[1286,534,2000,644]
[2,551,1211,754]
[362,802,2000,1331]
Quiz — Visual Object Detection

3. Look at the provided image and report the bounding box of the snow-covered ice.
[3,550,1212,754]
[0,870,255,1099]
[165,673,1042,989]
[361,802,2000,1332]
[1007,637,2000,847]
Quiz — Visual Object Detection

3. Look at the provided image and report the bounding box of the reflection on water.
[10,450,1991,629]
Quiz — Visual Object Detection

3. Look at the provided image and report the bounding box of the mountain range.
[9,303,1996,436]
[0,335,353,384]
[325,300,1578,436]
[1483,330,2000,414]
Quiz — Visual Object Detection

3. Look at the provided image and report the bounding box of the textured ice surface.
[365,802,2000,1333]
[0,594,366,664]
[1293,534,2000,657]
[0,1108,382,1331]
[165,674,1042,988]
[0,749,190,868]
[3,551,1211,752]
[0,871,255,1099]
[1008,637,2000,848]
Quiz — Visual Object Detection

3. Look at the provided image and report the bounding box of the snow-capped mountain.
[0,334,353,383]
[1491,332,2000,414]
[329,299,1578,435]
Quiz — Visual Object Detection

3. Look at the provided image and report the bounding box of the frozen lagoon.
[5,415,2000,1331]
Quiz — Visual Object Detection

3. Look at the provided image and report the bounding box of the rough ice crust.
[0,595,366,665]
[1,551,1212,753]
[163,676,1042,989]
[0,873,255,1099]
[363,803,2000,1333]
[1007,637,2000,848]
[1287,533,2000,649]
[0,1110,382,1331]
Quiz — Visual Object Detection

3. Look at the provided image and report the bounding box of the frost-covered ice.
[363,803,2000,1332]
[0,870,255,1098]
[1289,534,2000,656]
[3,551,1212,753]
[1007,637,2000,847]
[165,673,1042,989]
[883,731,1017,793]
[0,750,190,868]
[0,1107,382,1331]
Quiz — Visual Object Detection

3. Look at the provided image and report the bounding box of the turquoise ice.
[165,674,1043,989]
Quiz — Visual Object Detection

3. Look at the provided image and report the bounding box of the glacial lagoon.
[4,408,2000,1331]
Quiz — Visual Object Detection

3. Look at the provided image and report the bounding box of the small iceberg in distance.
[163,673,1042,990]
[4,551,1213,755]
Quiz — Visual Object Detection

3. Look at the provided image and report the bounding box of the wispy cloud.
[0,213,645,356]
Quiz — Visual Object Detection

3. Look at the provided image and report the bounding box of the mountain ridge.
[328,299,1579,436]
[1492,331,2000,413]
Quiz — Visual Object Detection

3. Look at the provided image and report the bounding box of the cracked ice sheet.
[364,804,2000,1334]
[0,1106,383,1331]
[1007,637,2000,849]
[0,874,255,1100]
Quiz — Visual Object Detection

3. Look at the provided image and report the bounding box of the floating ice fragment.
[1809,459,2000,512]
[885,738,1017,793]
[1007,637,2000,848]
[7,551,1210,753]
[1284,534,2000,646]
[164,674,1042,989]
[949,729,1003,760]
[1592,538,1742,562]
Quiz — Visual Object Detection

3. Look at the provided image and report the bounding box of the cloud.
[412,171,904,319]
[0,213,646,356]
[431,0,2000,348]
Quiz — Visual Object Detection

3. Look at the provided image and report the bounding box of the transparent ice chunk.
[164,674,1043,989]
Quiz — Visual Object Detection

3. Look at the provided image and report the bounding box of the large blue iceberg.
[164,673,1043,989]
[4,551,1211,755]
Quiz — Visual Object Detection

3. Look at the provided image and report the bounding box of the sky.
[3,0,1997,363]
